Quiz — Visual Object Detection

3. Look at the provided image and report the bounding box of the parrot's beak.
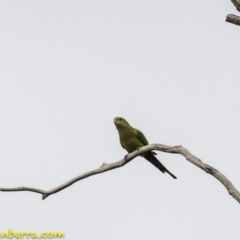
[113,119,117,125]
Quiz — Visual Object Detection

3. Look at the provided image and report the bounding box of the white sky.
[0,1,240,239]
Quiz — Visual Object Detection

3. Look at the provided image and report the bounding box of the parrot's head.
[114,117,130,130]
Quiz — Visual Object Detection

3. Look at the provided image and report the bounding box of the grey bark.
[0,144,240,203]
[231,0,240,11]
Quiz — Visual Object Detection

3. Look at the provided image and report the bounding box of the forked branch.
[227,0,240,26]
[0,144,240,203]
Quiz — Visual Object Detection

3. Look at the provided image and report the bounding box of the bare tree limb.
[226,14,240,26]
[0,144,240,203]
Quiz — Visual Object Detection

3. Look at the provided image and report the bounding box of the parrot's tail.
[144,153,177,179]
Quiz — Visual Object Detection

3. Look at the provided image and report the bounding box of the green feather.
[134,128,149,146]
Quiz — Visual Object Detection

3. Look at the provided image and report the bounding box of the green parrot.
[114,117,177,179]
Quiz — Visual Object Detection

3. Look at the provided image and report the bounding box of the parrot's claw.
[100,162,108,168]
[137,147,141,152]
[124,154,128,160]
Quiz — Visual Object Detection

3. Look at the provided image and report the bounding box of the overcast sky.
[0,1,240,239]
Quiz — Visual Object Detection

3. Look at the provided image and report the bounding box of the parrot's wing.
[134,128,149,145]
[134,128,157,154]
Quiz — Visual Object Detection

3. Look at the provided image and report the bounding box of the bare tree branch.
[0,144,240,203]
[226,14,240,26]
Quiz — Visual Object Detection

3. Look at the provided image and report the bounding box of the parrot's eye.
[119,118,122,121]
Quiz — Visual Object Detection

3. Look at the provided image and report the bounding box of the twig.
[231,0,240,11]
[226,14,240,26]
[0,144,240,203]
